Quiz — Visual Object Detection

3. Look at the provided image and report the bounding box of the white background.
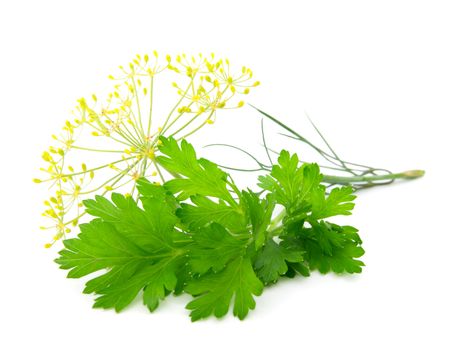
[1,1,466,349]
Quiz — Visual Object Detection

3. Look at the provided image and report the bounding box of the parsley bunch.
[56,137,363,321]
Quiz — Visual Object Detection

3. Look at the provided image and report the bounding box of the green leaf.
[284,261,311,278]
[310,221,347,255]
[254,240,303,284]
[305,223,364,274]
[242,190,275,249]
[188,223,248,275]
[157,137,234,203]
[55,138,364,321]
[185,257,263,321]
[57,220,148,278]
[83,192,176,251]
[258,151,321,213]
[177,195,245,232]
[310,186,356,220]
[258,150,355,220]
[55,189,188,312]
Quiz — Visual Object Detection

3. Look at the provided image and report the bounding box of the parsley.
[56,137,364,321]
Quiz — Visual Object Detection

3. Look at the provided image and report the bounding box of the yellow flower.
[35,51,259,245]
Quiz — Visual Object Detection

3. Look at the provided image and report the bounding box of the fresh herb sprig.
[56,137,364,321]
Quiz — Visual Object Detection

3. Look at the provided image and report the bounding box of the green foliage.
[56,138,364,321]
[157,137,235,204]
[186,257,263,321]
[254,240,304,284]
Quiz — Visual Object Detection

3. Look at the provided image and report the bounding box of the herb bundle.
[36,52,423,321]
[56,137,363,321]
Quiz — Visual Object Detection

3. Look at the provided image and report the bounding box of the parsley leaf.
[309,186,356,220]
[282,223,364,274]
[55,137,364,321]
[188,223,248,275]
[305,223,365,274]
[242,190,275,249]
[185,257,263,321]
[177,195,245,232]
[55,187,188,312]
[157,136,235,204]
[254,240,304,284]
[258,150,321,213]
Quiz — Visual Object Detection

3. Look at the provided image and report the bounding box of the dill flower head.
[34,51,259,247]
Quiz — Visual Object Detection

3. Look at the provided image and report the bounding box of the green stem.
[70,145,122,153]
[147,76,155,136]
[322,170,425,185]
[151,158,181,179]
[159,80,194,134]
[131,77,146,140]
[269,209,286,229]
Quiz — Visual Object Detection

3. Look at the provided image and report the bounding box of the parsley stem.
[268,209,286,233]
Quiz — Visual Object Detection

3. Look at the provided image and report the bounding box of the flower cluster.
[34,52,259,247]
